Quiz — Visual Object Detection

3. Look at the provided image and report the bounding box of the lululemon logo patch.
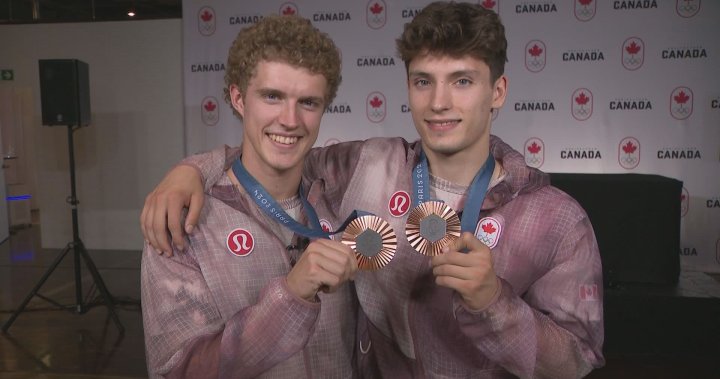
[388,191,410,217]
[227,228,254,256]
[475,217,502,249]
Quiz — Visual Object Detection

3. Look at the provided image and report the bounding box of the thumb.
[446,232,484,254]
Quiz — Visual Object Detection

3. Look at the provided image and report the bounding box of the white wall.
[0,20,184,250]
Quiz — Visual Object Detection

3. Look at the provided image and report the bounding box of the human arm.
[432,218,604,378]
[140,146,239,255]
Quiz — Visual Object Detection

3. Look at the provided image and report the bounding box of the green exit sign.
[1,70,14,81]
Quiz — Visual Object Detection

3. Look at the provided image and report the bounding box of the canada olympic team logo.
[475,217,502,249]
[524,137,545,168]
[279,2,298,16]
[201,96,219,126]
[366,92,387,123]
[227,228,254,256]
[319,219,334,240]
[525,40,546,73]
[622,37,644,71]
[676,0,700,18]
[618,137,640,169]
[366,0,387,29]
[388,191,410,217]
[571,88,593,121]
[670,86,693,120]
[197,6,216,36]
[574,0,596,22]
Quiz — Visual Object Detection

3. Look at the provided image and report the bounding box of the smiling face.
[408,53,507,161]
[230,60,328,181]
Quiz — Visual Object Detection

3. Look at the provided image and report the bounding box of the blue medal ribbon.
[232,158,366,239]
[411,150,495,233]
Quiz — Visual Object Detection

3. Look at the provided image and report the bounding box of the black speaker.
[550,173,682,287]
[39,59,91,126]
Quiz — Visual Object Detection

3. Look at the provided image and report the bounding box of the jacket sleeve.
[141,243,320,378]
[454,215,605,379]
[303,141,365,189]
[178,145,241,193]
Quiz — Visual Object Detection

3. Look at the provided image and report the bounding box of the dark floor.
[1,225,719,378]
[1,225,145,379]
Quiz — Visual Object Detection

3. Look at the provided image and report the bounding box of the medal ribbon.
[411,150,495,233]
[232,158,367,239]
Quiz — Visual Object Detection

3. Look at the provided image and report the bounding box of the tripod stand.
[2,124,124,334]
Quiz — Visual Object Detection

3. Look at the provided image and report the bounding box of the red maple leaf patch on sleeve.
[482,222,497,234]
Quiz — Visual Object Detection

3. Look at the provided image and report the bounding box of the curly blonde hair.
[223,15,342,118]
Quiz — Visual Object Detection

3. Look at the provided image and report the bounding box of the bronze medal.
[405,200,461,256]
[341,215,397,270]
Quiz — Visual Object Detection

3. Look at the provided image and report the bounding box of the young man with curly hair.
[141,15,358,378]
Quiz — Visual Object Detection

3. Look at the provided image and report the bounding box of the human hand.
[286,239,358,301]
[140,164,204,256]
[431,232,499,311]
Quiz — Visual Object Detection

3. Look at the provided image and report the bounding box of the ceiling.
[0,0,181,24]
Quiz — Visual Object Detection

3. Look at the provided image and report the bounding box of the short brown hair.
[223,15,342,117]
[396,1,507,82]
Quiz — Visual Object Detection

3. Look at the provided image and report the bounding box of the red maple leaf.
[579,0,593,6]
[674,91,690,104]
[625,41,641,55]
[680,194,686,201]
[481,222,497,234]
[282,6,296,15]
[575,92,589,106]
[622,141,637,154]
[528,44,543,57]
[204,101,216,112]
[527,142,542,154]
[370,3,383,14]
[200,10,213,22]
[370,96,383,108]
[322,224,330,232]
[481,0,496,9]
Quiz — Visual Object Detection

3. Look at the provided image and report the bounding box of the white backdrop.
[182,0,720,273]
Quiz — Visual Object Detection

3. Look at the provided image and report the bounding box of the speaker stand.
[2,125,124,335]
